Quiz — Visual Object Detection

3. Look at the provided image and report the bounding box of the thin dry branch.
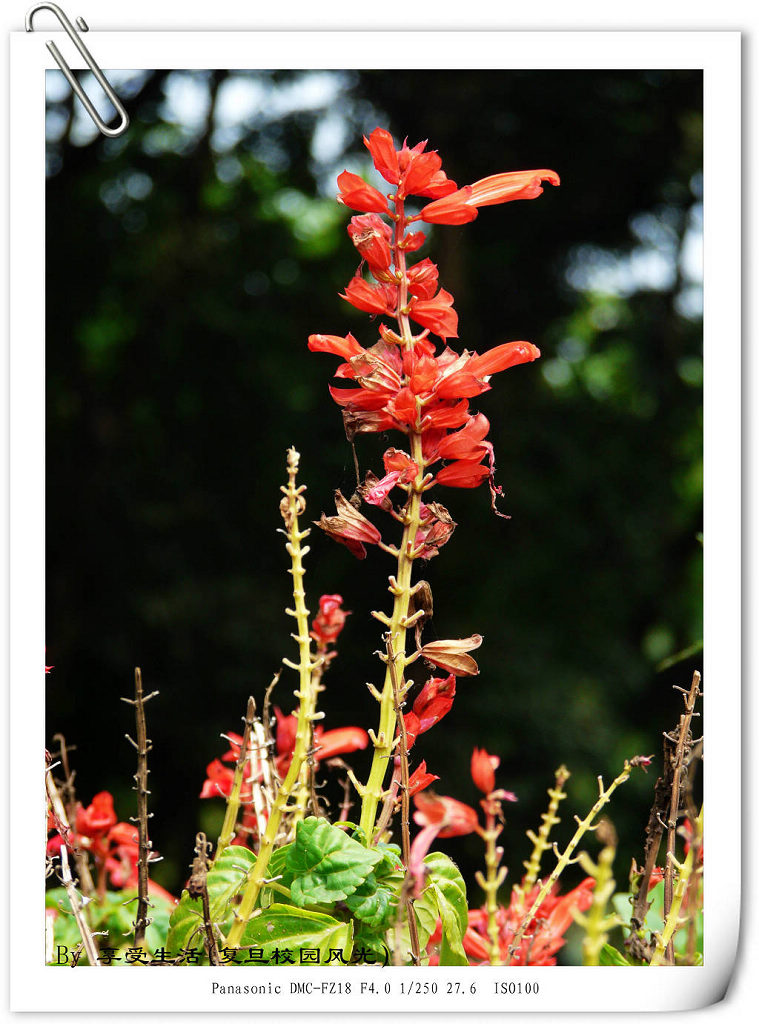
[121,666,159,948]
[187,832,221,965]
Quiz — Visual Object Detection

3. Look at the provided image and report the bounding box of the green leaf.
[239,904,352,965]
[599,942,632,966]
[166,845,256,954]
[286,816,382,906]
[422,853,468,967]
[344,874,397,930]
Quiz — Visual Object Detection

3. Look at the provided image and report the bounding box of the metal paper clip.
[25,2,130,138]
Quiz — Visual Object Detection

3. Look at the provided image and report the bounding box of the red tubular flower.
[420,169,560,224]
[413,791,479,838]
[468,169,561,207]
[466,340,541,377]
[347,214,394,279]
[340,276,398,316]
[408,760,439,796]
[364,127,400,185]
[315,490,382,559]
[435,413,491,461]
[274,707,368,774]
[312,725,369,760]
[471,747,500,794]
[310,593,350,647]
[76,792,118,838]
[412,673,456,732]
[435,459,491,489]
[200,759,235,798]
[408,289,458,340]
[336,170,389,214]
[406,258,439,300]
[307,332,364,361]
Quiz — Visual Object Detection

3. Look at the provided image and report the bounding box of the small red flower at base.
[471,747,500,795]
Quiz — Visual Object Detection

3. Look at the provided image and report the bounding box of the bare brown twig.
[121,667,159,948]
[187,832,221,965]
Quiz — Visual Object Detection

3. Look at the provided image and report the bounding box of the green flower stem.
[520,765,570,896]
[225,449,317,949]
[576,823,620,966]
[506,759,637,964]
[215,697,257,860]
[649,805,703,967]
[359,435,424,843]
[476,809,507,965]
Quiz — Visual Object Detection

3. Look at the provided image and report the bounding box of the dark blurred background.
[45,69,703,945]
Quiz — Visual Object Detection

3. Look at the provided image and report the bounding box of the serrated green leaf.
[166,845,256,954]
[239,904,352,964]
[431,882,468,966]
[286,816,382,906]
[344,874,397,929]
[423,852,468,937]
[599,942,632,966]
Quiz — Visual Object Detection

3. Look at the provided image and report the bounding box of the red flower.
[200,758,235,799]
[459,877,595,966]
[340,276,398,316]
[336,170,389,214]
[347,214,394,280]
[471,747,499,794]
[364,127,400,185]
[413,791,479,838]
[273,707,369,775]
[75,792,117,839]
[310,593,350,647]
[408,760,439,796]
[307,332,364,361]
[315,490,382,559]
[420,169,560,225]
[415,501,457,559]
[408,289,458,340]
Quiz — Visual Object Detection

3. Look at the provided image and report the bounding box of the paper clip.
[25,2,130,138]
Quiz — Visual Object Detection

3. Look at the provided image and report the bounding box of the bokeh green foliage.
[45,69,702,928]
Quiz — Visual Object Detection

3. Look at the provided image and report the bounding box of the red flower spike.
[471,747,500,794]
[364,127,400,185]
[336,170,390,214]
[413,791,479,838]
[408,289,458,340]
